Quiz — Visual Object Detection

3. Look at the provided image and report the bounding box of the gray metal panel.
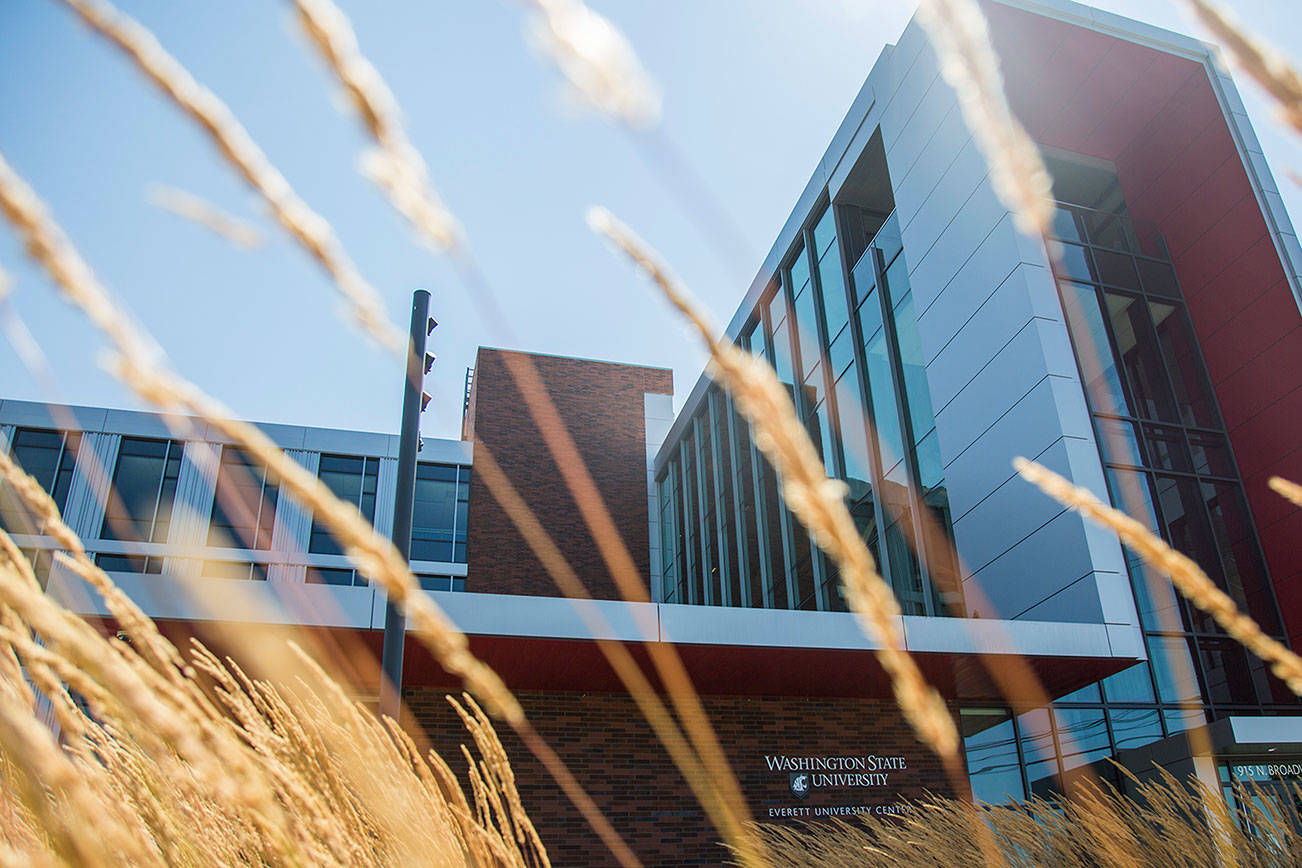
[170,440,219,546]
[933,326,1070,462]
[953,438,1075,575]
[914,220,1052,362]
[64,432,119,541]
[0,400,111,433]
[924,266,1059,412]
[965,509,1103,622]
[940,385,1085,525]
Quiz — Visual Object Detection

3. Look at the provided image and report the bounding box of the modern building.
[3,0,1302,863]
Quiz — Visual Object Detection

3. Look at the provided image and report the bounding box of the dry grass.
[0,545,547,866]
[914,0,1054,238]
[292,0,462,252]
[5,0,1302,864]
[739,770,1302,868]
[519,0,662,128]
[1015,458,1302,696]
[145,184,263,249]
[1269,475,1302,508]
[57,0,402,351]
[1186,0,1302,137]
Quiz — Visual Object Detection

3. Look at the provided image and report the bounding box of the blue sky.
[1,0,1299,441]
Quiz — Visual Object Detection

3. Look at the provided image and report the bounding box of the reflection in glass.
[961,709,1026,804]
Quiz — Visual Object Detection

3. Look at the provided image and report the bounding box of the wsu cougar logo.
[789,773,810,799]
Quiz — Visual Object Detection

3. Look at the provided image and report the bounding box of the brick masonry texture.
[465,348,673,600]
[406,686,961,867]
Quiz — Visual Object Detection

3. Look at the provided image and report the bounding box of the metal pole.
[380,289,430,719]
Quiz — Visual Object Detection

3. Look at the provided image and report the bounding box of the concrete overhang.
[54,571,1141,704]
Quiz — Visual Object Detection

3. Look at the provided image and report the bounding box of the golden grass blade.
[145,184,262,249]
[1186,0,1302,137]
[587,205,960,766]
[915,0,1054,238]
[1268,475,1302,507]
[56,0,402,351]
[291,0,462,251]
[518,0,661,128]
[1015,457,1302,694]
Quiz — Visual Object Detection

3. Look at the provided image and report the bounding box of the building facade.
[3,0,1302,863]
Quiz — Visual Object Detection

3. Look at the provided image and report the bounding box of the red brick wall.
[986,3,1302,646]
[405,686,960,867]
[466,348,673,600]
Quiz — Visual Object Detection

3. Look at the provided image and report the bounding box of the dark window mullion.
[873,245,938,616]
[843,246,896,589]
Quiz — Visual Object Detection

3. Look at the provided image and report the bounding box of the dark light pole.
[380,289,435,719]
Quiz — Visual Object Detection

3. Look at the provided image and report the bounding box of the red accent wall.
[985,2,1302,646]
[465,348,673,600]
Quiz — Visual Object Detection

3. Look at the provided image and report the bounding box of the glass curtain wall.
[961,159,1298,805]
[654,200,959,616]
[1,427,81,534]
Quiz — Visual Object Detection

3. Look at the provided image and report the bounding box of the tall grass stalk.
[57,0,403,351]
[1015,457,1302,695]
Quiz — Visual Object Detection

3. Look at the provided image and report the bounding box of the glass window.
[1154,474,1225,630]
[1201,481,1279,634]
[789,244,810,297]
[834,366,874,500]
[202,560,266,581]
[1196,637,1274,707]
[1053,706,1111,773]
[307,567,358,586]
[813,208,837,260]
[417,574,454,592]
[828,326,855,381]
[1188,433,1233,478]
[1059,281,1129,416]
[309,455,380,555]
[2,428,81,533]
[864,329,906,473]
[1083,210,1136,252]
[94,552,163,574]
[1092,249,1140,290]
[1094,417,1143,467]
[961,709,1026,804]
[873,214,902,267]
[1104,291,1177,422]
[101,437,181,544]
[768,318,795,397]
[1108,707,1163,752]
[1149,635,1200,705]
[792,288,822,379]
[817,244,849,340]
[1054,242,1095,283]
[1141,424,1191,473]
[1103,662,1157,704]
[1149,301,1219,428]
[1019,707,1061,798]
[1050,206,1084,244]
[208,447,279,550]
[411,463,458,562]
[1105,468,1182,631]
[891,291,937,435]
[1137,259,1180,298]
